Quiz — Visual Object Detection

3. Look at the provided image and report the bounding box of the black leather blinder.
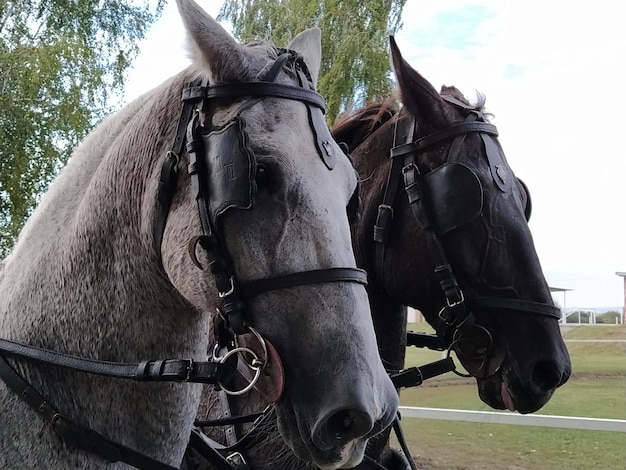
[422,163,483,235]
[201,117,257,223]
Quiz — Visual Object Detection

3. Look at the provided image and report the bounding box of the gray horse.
[0,1,398,468]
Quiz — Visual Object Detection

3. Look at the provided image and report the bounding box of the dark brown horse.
[185,37,571,470]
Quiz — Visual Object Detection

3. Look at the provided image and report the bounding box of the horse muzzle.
[276,379,398,469]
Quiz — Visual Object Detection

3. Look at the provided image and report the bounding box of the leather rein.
[0,50,367,470]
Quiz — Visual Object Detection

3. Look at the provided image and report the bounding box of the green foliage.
[566,310,593,323]
[218,0,407,123]
[0,0,164,258]
[596,310,622,324]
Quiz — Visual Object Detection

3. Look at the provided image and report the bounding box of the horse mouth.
[477,367,555,414]
[500,381,516,411]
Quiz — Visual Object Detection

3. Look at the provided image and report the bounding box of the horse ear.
[389,36,449,128]
[176,0,250,83]
[287,28,322,88]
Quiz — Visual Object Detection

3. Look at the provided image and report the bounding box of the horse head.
[164,1,398,468]
[346,38,570,416]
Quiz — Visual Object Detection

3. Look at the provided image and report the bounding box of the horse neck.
[0,72,209,466]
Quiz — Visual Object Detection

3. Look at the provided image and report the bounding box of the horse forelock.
[440,85,490,119]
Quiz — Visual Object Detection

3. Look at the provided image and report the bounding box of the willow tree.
[0,1,164,257]
[218,0,406,123]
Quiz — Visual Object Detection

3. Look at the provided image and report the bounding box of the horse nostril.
[313,408,374,449]
[531,360,564,392]
[330,411,363,441]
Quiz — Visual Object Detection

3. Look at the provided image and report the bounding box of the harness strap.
[392,416,418,470]
[389,357,456,388]
[373,114,415,282]
[469,297,562,319]
[391,121,498,157]
[406,331,447,350]
[400,134,471,335]
[188,429,242,470]
[0,337,231,384]
[0,355,178,470]
[237,267,367,300]
[202,82,326,112]
[154,79,205,257]
[189,405,276,469]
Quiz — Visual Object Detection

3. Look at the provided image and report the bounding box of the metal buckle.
[219,276,235,298]
[166,150,180,174]
[446,290,465,309]
[226,452,247,466]
[402,161,419,176]
[183,358,194,381]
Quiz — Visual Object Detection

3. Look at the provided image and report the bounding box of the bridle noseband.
[374,95,561,378]
[0,49,367,470]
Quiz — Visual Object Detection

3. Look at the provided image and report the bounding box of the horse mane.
[332,97,400,153]
[332,86,488,153]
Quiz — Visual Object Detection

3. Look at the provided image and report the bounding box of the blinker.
[422,163,483,235]
[201,117,257,223]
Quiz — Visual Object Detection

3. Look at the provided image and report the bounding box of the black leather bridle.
[373,95,561,372]
[0,49,367,470]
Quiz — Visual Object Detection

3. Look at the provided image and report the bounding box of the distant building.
[615,272,626,325]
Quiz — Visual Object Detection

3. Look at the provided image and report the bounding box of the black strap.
[468,297,562,319]
[373,114,415,282]
[154,78,205,256]
[188,406,276,470]
[406,331,447,351]
[188,429,240,470]
[0,337,229,384]
[390,357,456,388]
[391,121,498,158]
[0,355,178,470]
[237,267,367,300]
[392,415,418,470]
[195,411,265,428]
[202,82,326,112]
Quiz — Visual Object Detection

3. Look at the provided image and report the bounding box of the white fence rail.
[398,406,626,433]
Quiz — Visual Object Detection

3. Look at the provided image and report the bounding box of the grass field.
[396,323,626,469]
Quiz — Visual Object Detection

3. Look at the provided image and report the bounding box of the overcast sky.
[124,0,625,310]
